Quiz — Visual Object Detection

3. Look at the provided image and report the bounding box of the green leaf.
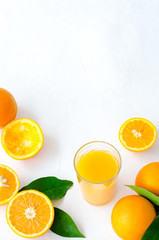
[126,185,159,206]
[142,216,159,239]
[20,177,73,200]
[50,207,85,238]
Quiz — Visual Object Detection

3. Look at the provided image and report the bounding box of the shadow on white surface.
[16,106,38,121]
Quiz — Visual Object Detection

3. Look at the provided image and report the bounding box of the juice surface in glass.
[74,142,121,206]
[76,151,118,183]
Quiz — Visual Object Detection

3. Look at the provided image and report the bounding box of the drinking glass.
[74,141,121,206]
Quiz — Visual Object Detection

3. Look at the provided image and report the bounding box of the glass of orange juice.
[74,141,121,206]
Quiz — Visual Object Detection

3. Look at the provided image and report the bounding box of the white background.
[0,1,159,239]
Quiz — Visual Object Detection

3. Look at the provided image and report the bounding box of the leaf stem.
[126,185,159,206]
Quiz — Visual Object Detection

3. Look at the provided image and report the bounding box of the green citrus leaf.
[142,215,159,239]
[126,185,159,206]
[20,177,73,200]
[50,208,85,238]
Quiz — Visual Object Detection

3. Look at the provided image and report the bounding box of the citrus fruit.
[111,195,156,240]
[0,164,19,205]
[0,88,17,128]
[135,162,159,196]
[1,118,44,160]
[119,117,157,151]
[6,190,54,238]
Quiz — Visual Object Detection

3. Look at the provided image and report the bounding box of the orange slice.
[6,190,54,238]
[0,164,19,205]
[1,118,44,160]
[119,118,157,152]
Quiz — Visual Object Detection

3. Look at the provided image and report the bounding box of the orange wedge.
[0,164,19,205]
[1,118,44,160]
[119,118,157,152]
[6,190,54,238]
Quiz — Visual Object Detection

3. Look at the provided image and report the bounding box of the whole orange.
[111,195,156,240]
[135,162,159,196]
[0,88,17,128]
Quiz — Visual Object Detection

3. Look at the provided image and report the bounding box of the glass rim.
[74,141,122,185]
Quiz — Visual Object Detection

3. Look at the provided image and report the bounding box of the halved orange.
[119,118,157,152]
[0,164,19,205]
[1,118,44,160]
[6,190,54,238]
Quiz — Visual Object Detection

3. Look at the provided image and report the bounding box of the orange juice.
[76,151,118,183]
[74,142,121,206]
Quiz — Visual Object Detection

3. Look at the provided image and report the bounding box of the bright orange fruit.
[119,117,157,151]
[6,190,54,238]
[0,164,19,205]
[1,118,44,160]
[111,195,156,240]
[0,88,17,128]
[135,162,159,196]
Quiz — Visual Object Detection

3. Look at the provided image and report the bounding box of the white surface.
[0,1,159,239]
